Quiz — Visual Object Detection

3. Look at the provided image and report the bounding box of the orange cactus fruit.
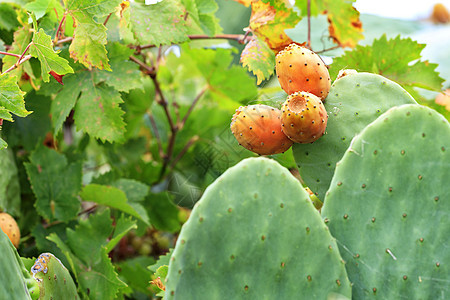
[0,212,20,248]
[230,104,294,155]
[275,44,331,99]
[281,92,328,144]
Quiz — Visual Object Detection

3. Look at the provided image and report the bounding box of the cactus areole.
[275,44,331,99]
[230,104,293,155]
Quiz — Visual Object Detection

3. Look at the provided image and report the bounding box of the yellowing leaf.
[240,37,275,85]
[249,0,301,52]
[295,0,363,48]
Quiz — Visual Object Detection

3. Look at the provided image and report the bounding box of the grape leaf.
[116,257,154,296]
[144,193,180,232]
[0,147,21,215]
[94,42,142,92]
[248,0,301,52]
[105,214,137,253]
[295,0,363,48]
[240,36,275,85]
[73,82,126,143]
[30,28,74,82]
[0,3,19,31]
[80,183,149,224]
[329,34,444,92]
[129,0,188,46]
[0,138,6,150]
[179,46,258,102]
[111,178,149,202]
[50,72,88,135]
[24,145,82,222]
[182,0,221,36]
[49,210,127,300]
[0,74,29,120]
[25,0,52,20]
[65,0,122,70]
[1,25,34,79]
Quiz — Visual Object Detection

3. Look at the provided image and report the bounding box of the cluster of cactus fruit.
[231,44,331,155]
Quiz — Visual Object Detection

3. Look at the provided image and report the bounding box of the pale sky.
[354,0,450,20]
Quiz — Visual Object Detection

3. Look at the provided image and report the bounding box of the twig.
[315,45,340,54]
[179,87,207,130]
[0,51,20,58]
[103,12,113,26]
[131,34,253,50]
[307,0,311,49]
[129,55,155,75]
[55,36,73,45]
[149,113,166,160]
[150,75,176,131]
[168,135,199,170]
[54,12,67,43]
[2,55,32,75]
[17,43,32,66]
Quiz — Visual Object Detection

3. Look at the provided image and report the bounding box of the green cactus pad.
[0,228,34,300]
[31,253,78,300]
[293,73,416,199]
[322,104,450,299]
[165,157,351,299]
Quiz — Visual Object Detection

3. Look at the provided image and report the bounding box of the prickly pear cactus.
[293,73,416,199]
[0,228,35,300]
[31,253,78,299]
[165,157,351,299]
[322,104,450,299]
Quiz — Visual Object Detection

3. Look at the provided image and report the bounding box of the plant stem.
[2,55,32,75]
[0,51,20,58]
[179,87,207,130]
[54,12,67,44]
[315,45,340,54]
[132,34,252,50]
[149,113,166,160]
[169,135,199,170]
[129,55,155,75]
[307,0,311,49]
[103,13,113,26]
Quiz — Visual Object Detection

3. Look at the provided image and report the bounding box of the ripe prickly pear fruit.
[0,212,20,248]
[281,92,328,143]
[275,44,331,99]
[231,104,293,155]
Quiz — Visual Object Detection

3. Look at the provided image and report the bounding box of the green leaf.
[1,25,33,79]
[145,193,180,232]
[80,184,148,223]
[0,138,7,150]
[29,29,74,82]
[50,209,127,299]
[94,42,142,92]
[65,0,122,70]
[73,83,126,143]
[50,72,88,135]
[240,37,275,85]
[182,0,221,36]
[116,257,154,296]
[25,0,52,20]
[148,249,173,273]
[0,74,29,119]
[66,209,113,262]
[24,145,82,222]
[105,214,137,253]
[329,34,444,92]
[111,178,149,202]
[130,0,188,46]
[0,148,21,215]
[0,3,19,31]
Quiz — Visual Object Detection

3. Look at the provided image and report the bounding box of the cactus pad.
[166,157,351,299]
[322,104,450,299]
[31,253,78,299]
[293,73,416,199]
[0,228,34,299]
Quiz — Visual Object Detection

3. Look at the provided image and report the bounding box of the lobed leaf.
[0,74,29,120]
[30,28,74,82]
[240,37,275,85]
[24,145,82,222]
